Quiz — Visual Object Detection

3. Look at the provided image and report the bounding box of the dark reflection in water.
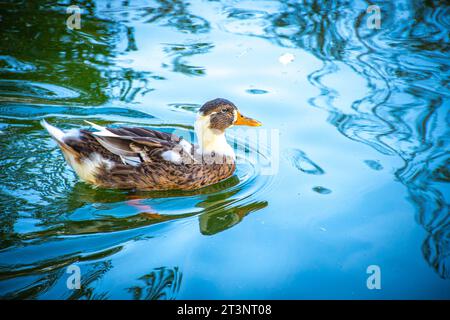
[141,0,210,33]
[163,42,214,76]
[127,267,182,300]
[312,186,332,195]
[246,88,269,95]
[364,160,384,171]
[0,0,449,298]
[66,261,114,300]
[0,0,154,105]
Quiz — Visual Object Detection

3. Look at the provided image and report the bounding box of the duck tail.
[41,119,90,177]
[41,119,65,143]
[40,119,78,155]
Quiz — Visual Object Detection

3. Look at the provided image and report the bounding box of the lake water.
[0,0,449,299]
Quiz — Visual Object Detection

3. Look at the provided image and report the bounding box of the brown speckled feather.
[62,127,235,191]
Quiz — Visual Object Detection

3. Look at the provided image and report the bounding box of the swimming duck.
[42,98,261,191]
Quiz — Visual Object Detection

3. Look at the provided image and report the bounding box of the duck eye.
[221,108,228,113]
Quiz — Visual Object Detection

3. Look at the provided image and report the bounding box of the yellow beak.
[234,111,262,127]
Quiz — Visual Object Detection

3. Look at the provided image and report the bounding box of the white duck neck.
[194,114,235,158]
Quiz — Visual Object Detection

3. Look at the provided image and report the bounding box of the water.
[0,0,449,299]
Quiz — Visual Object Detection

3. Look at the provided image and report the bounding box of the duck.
[41,98,261,191]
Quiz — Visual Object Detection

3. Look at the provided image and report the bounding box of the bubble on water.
[279,53,295,65]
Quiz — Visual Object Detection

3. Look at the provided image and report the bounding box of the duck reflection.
[197,200,268,236]
[22,175,267,239]
[2,176,266,299]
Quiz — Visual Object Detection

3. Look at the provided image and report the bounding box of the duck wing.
[85,121,194,166]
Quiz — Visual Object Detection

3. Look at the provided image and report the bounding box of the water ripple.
[1,0,449,298]
[220,0,450,278]
[0,120,272,294]
[286,148,325,175]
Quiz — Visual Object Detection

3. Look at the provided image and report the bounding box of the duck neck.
[194,116,235,158]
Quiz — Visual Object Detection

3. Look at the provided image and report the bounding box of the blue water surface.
[0,0,449,299]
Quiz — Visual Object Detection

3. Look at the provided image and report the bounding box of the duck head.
[195,98,261,158]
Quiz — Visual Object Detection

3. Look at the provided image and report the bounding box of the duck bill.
[234,111,262,127]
